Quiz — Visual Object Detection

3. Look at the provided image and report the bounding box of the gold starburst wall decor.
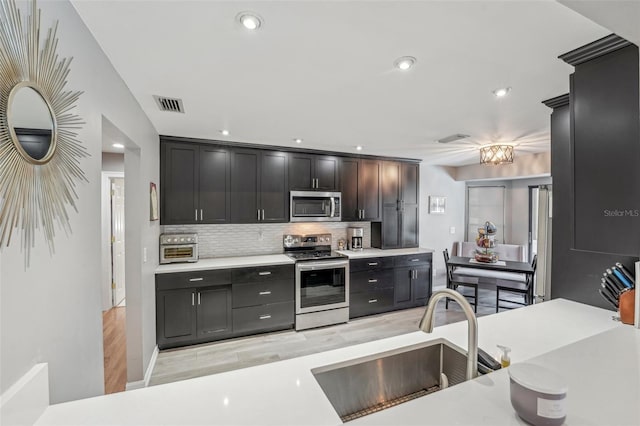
[0,0,88,264]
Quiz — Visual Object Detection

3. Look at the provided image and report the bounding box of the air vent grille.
[437,134,470,144]
[153,95,185,113]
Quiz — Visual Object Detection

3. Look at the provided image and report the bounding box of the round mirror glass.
[8,84,55,163]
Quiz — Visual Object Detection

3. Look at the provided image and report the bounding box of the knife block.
[619,289,635,325]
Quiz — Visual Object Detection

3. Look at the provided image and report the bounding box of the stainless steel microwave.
[290,191,341,222]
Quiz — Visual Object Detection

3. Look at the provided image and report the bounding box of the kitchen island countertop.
[36,299,637,425]
[155,254,295,274]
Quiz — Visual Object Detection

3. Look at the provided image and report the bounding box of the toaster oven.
[160,233,198,264]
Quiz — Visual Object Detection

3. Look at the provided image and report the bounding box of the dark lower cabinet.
[349,253,432,319]
[156,264,294,350]
[394,265,430,309]
[156,288,197,346]
[196,287,232,337]
[156,285,232,349]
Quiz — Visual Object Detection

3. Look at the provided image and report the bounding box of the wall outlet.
[258,230,264,241]
[143,247,147,263]
[450,226,456,235]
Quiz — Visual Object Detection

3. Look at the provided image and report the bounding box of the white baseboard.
[144,346,159,387]
[0,363,49,426]
[125,345,159,391]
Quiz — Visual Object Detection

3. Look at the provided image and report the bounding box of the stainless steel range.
[283,234,349,330]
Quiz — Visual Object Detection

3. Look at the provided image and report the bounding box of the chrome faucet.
[419,288,478,380]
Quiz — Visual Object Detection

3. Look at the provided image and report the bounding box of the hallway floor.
[103,306,127,394]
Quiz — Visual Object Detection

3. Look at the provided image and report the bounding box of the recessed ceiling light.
[356,146,363,151]
[112,143,124,149]
[294,138,303,144]
[220,129,230,136]
[394,56,416,71]
[237,12,262,30]
[493,87,511,98]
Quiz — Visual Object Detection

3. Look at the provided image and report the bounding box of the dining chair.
[495,255,537,313]
[443,249,479,313]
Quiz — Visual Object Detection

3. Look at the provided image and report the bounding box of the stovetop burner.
[282,233,347,261]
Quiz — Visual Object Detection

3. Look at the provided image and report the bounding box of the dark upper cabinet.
[372,161,419,249]
[161,143,199,225]
[339,158,381,221]
[289,153,338,191]
[260,151,289,222]
[231,149,288,223]
[199,146,231,223]
[230,149,260,223]
[161,142,230,225]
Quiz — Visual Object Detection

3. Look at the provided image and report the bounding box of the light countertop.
[155,254,295,274]
[337,247,434,259]
[36,299,637,425]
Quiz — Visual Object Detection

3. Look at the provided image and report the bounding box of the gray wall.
[0,1,159,403]
[101,152,124,172]
[418,165,466,281]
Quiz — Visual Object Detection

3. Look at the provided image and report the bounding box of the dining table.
[445,256,535,308]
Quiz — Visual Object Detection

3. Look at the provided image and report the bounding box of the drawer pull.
[410,258,420,262]
[259,314,272,320]
[258,271,272,276]
[259,291,272,295]
[368,262,378,266]
[368,279,378,283]
[189,277,204,282]
[368,299,378,304]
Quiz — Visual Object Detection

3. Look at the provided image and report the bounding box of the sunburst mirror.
[0,0,88,264]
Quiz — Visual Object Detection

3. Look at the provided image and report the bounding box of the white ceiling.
[72,1,609,165]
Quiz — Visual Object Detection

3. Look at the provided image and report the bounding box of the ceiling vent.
[437,134,470,143]
[153,95,185,113]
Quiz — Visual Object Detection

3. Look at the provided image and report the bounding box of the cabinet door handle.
[259,314,272,320]
[195,209,198,221]
[259,291,272,295]
[362,209,365,219]
[262,209,265,220]
[258,271,272,276]
[410,258,420,262]
[191,293,195,306]
[368,262,378,266]
[368,299,378,304]
[198,292,201,305]
[257,209,261,221]
[368,279,378,283]
[189,277,204,282]
[200,209,203,221]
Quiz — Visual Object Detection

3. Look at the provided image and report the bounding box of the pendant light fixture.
[480,145,514,165]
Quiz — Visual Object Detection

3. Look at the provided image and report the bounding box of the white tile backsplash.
[162,222,371,258]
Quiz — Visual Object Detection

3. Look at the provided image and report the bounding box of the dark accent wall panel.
[571,45,640,256]
[548,42,640,309]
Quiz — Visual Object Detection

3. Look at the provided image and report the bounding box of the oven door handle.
[296,260,348,271]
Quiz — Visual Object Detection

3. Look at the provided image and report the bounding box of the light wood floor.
[149,283,523,386]
[103,306,127,394]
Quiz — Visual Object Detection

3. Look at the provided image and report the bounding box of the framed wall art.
[429,196,446,214]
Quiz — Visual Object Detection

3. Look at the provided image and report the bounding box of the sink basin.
[312,338,468,422]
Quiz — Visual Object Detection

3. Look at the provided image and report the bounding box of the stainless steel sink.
[311,338,468,422]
